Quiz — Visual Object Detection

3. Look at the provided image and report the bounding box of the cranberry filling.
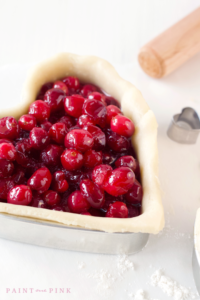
[64,95,85,118]
[44,88,66,112]
[29,100,50,123]
[43,190,61,206]
[49,122,68,144]
[0,143,16,161]
[80,179,105,209]
[8,185,32,206]
[80,84,98,97]
[83,99,107,128]
[53,81,68,94]
[0,76,142,218]
[19,115,36,131]
[106,201,128,218]
[64,129,94,152]
[61,149,84,171]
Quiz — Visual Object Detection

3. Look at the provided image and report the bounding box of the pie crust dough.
[0,53,164,233]
[194,208,200,263]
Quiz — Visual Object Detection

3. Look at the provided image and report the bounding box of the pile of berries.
[0,76,143,218]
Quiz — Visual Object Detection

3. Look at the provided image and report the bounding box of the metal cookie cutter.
[167,107,200,144]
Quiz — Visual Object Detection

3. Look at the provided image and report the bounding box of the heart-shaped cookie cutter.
[167,107,200,144]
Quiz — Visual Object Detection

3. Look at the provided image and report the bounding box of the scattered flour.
[77,255,197,300]
[81,255,135,294]
[128,289,159,300]
[150,269,196,300]
[117,254,135,276]
[87,269,117,291]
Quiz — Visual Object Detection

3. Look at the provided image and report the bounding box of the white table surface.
[0,1,200,299]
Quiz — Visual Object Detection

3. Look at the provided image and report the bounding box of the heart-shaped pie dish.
[0,53,164,233]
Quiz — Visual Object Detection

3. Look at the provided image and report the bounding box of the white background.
[0,1,200,300]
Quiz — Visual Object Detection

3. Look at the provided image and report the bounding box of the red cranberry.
[43,190,61,206]
[0,139,12,144]
[61,149,84,171]
[111,115,135,137]
[64,95,85,118]
[64,129,94,152]
[28,100,50,123]
[37,82,53,99]
[30,193,48,208]
[0,178,15,199]
[44,88,66,112]
[40,144,63,166]
[62,76,80,92]
[53,81,69,93]
[80,179,105,209]
[126,204,141,218]
[30,127,50,150]
[101,193,123,213]
[68,190,90,213]
[7,185,32,206]
[52,171,69,193]
[124,179,143,205]
[49,122,68,144]
[88,92,106,105]
[115,156,137,172]
[0,143,16,161]
[82,124,106,151]
[106,105,122,125]
[81,84,98,97]
[27,167,52,194]
[58,116,75,129]
[0,117,19,140]
[106,201,128,218]
[103,167,135,196]
[77,114,95,128]
[92,164,112,186]
[106,131,129,152]
[105,96,120,108]
[40,121,52,132]
[81,212,91,216]
[18,115,36,131]
[84,150,102,168]
[82,99,107,128]
[0,159,14,178]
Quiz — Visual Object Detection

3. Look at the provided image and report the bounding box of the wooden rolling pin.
[138,7,200,78]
